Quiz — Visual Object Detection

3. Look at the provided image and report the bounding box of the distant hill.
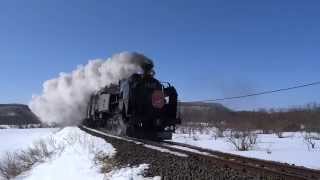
[178,102,231,125]
[0,104,41,125]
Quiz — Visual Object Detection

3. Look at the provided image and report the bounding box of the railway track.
[80,126,320,180]
[161,141,320,180]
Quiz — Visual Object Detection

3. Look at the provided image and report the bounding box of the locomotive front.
[120,70,180,139]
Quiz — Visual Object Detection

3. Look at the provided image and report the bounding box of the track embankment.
[80,126,319,180]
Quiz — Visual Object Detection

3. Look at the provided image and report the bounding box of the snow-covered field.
[4,126,318,179]
[0,128,58,157]
[1,127,158,180]
[172,130,320,170]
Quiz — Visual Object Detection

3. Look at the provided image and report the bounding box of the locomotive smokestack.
[141,61,154,74]
[127,52,154,75]
[30,52,155,126]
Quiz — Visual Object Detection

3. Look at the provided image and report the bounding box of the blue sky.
[1,0,320,110]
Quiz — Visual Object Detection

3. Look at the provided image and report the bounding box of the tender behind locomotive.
[83,64,180,140]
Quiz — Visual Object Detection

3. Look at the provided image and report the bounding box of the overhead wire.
[194,81,320,102]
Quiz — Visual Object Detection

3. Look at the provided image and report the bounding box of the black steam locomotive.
[83,66,180,140]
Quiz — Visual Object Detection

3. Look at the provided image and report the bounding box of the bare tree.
[0,152,23,180]
[214,120,227,138]
[274,130,284,138]
[303,132,319,150]
[226,130,258,151]
[0,138,64,179]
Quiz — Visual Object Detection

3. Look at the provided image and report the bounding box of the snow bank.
[1,127,160,179]
[17,127,116,180]
[172,131,320,170]
[12,127,158,180]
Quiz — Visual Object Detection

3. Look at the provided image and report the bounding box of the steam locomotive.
[82,64,180,140]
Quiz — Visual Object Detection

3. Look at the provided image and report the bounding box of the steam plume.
[29,52,154,126]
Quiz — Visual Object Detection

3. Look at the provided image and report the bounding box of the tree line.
[180,103,320,133]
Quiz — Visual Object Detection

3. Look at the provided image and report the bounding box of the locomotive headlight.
[165,96,170,104]
[170,125,175,131]
[165,126,170,131]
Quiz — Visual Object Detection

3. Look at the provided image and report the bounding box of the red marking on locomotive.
[152,90,165,109]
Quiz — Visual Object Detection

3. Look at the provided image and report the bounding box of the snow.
[81,126,143,145]
[0,128,58,157]
[172,131,320,170]
[16,127,116,180]
[1,127,156,180]
[164,145,216,157]
[3,126,319,178]
[106,164,161,180]
[143,144,188,157]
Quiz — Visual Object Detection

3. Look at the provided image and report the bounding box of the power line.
[197,81,320,102]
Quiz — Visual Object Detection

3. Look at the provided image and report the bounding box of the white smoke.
[29,52,153,126]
